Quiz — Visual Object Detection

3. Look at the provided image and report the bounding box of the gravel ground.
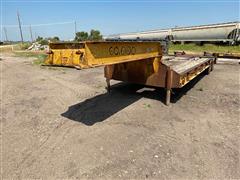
[1,53,239,179]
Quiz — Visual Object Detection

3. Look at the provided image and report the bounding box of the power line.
[3,21,75,28]
[4,0,239,2]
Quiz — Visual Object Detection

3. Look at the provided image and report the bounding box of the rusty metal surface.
[105,56,214,89]
[104,58,167,88]
[162,56,211,75]
[174,51,240,59]
[212,52,240,59]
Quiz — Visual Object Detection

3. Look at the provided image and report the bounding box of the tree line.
[35,29,103,44]
[74,29,102,41]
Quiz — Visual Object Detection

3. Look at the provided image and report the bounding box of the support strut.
[166,68,173,105]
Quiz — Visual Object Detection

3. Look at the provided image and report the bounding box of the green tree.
[39,39,48,45]
[35,36,48,45]
[36,36,44,42]
[88,29,102,41]
[48,36,60,42]
[74,31,89,42]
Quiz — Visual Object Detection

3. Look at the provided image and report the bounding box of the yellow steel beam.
[45,41,162,68]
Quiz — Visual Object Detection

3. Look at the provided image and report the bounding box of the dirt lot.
[1,53,239,179]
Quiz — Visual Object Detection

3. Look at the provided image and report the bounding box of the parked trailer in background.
[105,21,240,44]
[171,22,240,43]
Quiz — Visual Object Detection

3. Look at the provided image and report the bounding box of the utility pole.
[29,25,33,42]
[35,32,37,41]
[3,27,8,42]
[17,11,24,43]
[74,21,77,35]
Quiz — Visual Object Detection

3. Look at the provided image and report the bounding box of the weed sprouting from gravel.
[144,103,151,108]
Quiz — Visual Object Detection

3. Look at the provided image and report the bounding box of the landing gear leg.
[166,89,171,106]
[166,68,173,106]
[106,78,110,93]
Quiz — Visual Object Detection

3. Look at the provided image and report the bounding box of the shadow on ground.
[61,72,206,126]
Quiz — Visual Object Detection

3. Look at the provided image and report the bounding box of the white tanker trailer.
[171,22,239,43]
[105,21,240,44]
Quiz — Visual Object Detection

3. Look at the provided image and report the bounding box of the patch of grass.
[32,56,46,65]
[143,103,151,108]
[169,43,240,54]
[0,45,15,52]
[1,44,28,52]
[14,51,47,65]
[17,42,31,50]
[14,51,42,57]
[33,55,47,65]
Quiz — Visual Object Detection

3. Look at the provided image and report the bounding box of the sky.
[1,0,239,41]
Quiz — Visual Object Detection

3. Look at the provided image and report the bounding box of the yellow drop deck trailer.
[45,41,215,105]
